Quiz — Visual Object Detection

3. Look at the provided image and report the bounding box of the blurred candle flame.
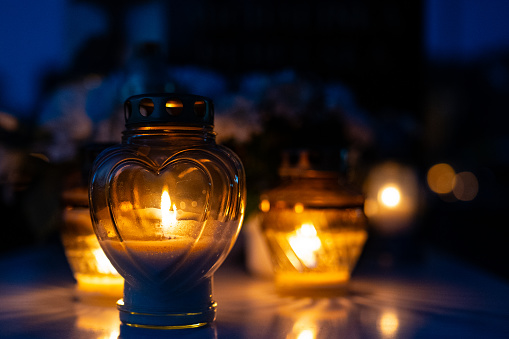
[379,185,401,208]
[288,223,322,268]
[289,315,318,339]
[92,248,118,275]
[296,329,315,339]
[378,311,399,337]
[364,162,419,234]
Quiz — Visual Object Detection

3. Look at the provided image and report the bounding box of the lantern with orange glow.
[260,150,367,293]
[61,186,124,299]
[89,94,245,329]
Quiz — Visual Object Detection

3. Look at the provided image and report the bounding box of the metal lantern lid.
[124,93,214,127]
[269,149,365,208]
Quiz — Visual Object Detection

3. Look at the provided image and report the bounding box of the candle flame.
[289,223,322,268]
[161,189,177,236]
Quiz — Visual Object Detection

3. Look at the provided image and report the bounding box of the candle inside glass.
[97,192,236,328]
[98,189,235,299]
[262,208,367,293]
[61,188,123,299]
[265,225,367,290]
[88,93,246,328]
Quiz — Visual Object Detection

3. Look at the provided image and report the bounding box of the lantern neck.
[122,124,216,146]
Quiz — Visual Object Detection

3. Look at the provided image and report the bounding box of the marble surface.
[0,243,508,339]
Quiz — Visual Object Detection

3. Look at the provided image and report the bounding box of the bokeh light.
[427,163,479,201]
[427,163,456,194]
[363,162,420,234]
[379,185,401,208]
[378,311,399,338]
[453,171,479,201]
[260,199,270,213]
[294,203,304,213]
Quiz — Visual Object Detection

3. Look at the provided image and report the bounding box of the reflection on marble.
[75,301,120,339]
[118,323,217,339]
[1,246,508,338]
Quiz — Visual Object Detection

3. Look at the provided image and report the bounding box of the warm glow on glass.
[379,185,401,208]
[294,203,304,213]
[296,329,316,339]
[61,189,124,300]
[378,311,399,337]
[105,330,121,339]
[427,163,456,194]
[75,301,120,338]
[89,93,245,329]
[363,198,378,217]
[288,223,322,268]
[260,199,271,212]
[119,201,133,212]
[289,316,318,339]
[161,189,177,236]
[166,100,183,108]
[453,171,479,201]
[92,248,118,275]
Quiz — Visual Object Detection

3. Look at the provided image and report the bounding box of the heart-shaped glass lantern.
[89,93,245,329]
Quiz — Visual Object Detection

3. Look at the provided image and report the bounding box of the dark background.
[0,0,508,281]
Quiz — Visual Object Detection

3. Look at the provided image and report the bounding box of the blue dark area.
[0,0,508,283]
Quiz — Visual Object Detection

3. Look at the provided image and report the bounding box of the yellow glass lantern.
[61,186,123,299]
[89,93,245,329]
[260,150,367,294]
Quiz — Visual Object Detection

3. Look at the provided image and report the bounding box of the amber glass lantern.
[260,150,367,294]
[89,93,246,329]
[61,186,123,299]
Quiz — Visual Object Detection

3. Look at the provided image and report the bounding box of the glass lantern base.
[274,272,351,297]
[117,278,216,329]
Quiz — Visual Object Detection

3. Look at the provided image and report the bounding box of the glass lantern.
[61,186,123,299]
[260,150,367,294]
[89,93,245,329]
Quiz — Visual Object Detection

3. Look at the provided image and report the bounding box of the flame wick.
[161,189,177,236]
